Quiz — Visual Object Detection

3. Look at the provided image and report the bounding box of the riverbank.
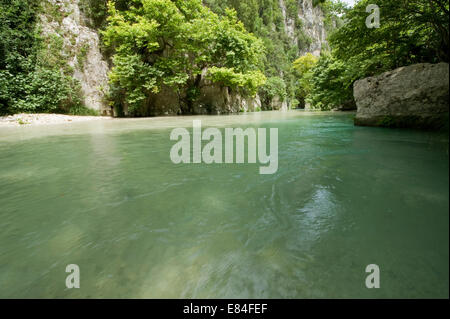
[0,110,342,128]
[0,113,112,127]
[0,111,350,143]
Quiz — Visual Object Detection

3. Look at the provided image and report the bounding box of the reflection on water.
[0,111,448,298]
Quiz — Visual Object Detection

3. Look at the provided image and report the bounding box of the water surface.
[0,111,448,298]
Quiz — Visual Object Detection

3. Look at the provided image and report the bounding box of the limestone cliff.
[39,0,328,116]
[39,0,110,115]
[280,0,328,57]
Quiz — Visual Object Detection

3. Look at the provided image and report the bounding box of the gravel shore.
[0,113,112,126]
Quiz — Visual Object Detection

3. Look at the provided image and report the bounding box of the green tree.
[292,53,319,108]
[0,0,39,114]
[306,53,355,110]
[292,53,319,76]
[306,0,449,110]
[203,0,328,108]
[330,0,449,67]
[103,0,266,115]
[259,76,287,108]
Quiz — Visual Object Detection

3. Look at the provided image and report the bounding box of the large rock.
[123,81,262,117]
[270,95,288,111]
[260,94,288,111]
[354,63,449,130]
[192,85,262,115]
[192,85,238,115]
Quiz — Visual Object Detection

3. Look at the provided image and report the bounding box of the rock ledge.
[354,63,449,130]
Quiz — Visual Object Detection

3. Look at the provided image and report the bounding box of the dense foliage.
[203,0,329,107]
[103,0,266,115]
[259,76,288,108]
[2,0,447,115]
[0,0,91,115]
[302,0,449,110]
[292,53,318,108]
[79,0,109,28]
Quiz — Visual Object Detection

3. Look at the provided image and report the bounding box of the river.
[0,111,448,298]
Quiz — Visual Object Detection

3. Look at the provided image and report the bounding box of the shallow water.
[0,111,448,298]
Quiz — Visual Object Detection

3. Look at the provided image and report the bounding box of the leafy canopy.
[302,0,449,110]
[292,53,319,77]
[0,0,85,115]
[103,0,266,114]
[291,53,319,108]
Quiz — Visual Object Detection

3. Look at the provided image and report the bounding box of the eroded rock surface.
[40,0,110,115]
[354,63,449,130]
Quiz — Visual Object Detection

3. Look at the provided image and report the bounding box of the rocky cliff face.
[280,0,328,57]
[298,0,328,56]
[123,74,263,117]
[39,0,110,115]
[354,63,449,130]
[40,0,327,116]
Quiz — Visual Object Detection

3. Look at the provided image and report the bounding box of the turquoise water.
[0,111,448,298]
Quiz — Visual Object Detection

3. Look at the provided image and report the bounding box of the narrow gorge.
[35,0,331,116]
[0,0,449,300]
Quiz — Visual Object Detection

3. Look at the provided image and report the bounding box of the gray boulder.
[354,63,449,130]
